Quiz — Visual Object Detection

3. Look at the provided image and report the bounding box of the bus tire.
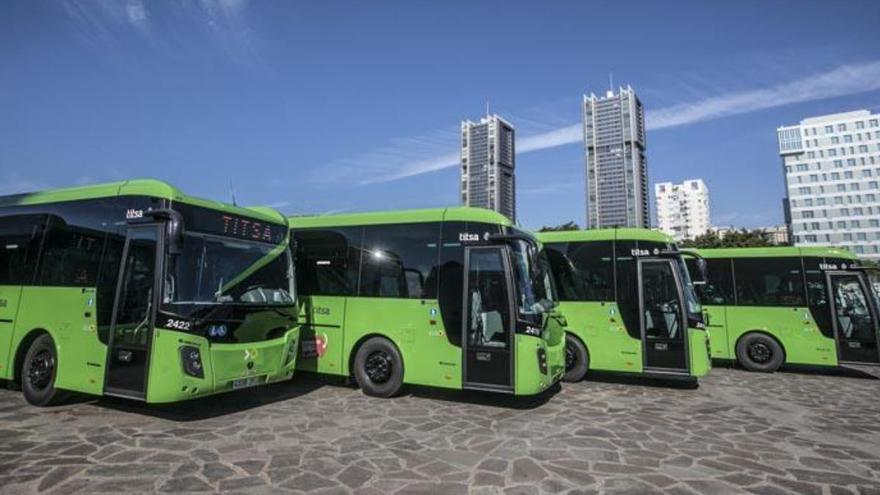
[21,334,65,406]
[736,333,784,373]
[353,337,404,398]
[563,333,589,382]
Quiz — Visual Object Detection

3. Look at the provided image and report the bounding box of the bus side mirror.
[166,215,184,256]
[693,258,708,285]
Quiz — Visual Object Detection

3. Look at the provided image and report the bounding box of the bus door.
[827,272,880,365]
[462,246,515,392]
[104,224,162,399]
[638,259,689,373]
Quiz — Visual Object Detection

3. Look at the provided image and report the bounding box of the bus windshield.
[675,257,703,322]
[163,232,294,315]
[510,239,557,316]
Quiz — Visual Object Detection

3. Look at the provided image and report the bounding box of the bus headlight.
[537,347,548,375]
[180,346,205,378]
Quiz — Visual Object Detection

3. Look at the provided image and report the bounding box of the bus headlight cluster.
[537,348,548,375]
[180,346,205,378]
[285,340,298,365]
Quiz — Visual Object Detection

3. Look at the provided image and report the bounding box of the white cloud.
[334,59,880,185]
[58,0,256,61]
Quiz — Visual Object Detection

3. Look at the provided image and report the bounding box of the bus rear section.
[693,247,880,372]
[539,229,711,384]
[290,207,564,398]
[0,180,299,405]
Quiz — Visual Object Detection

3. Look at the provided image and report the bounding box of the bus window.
[359,223,439,299]
[615,241,641,339]
[0,214,45,285]
[695,259,734,305]
[567,241,614,302]
[294,227,363,297]
[734,258,805,306]
[803,258,834,338]
[466,249,511,348]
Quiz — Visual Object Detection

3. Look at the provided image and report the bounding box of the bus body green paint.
[538,228,711,380]
[0,179,299,404]
[290,207,565,396]
[693,246,878,368]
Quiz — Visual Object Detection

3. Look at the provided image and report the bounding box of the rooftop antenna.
[486,99,490,118]
[609,72,614,92]
[228,179,238,207]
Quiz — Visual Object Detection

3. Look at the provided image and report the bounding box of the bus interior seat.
[481,311,504,346]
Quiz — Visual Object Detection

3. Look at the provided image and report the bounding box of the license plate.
[231,376,263,390]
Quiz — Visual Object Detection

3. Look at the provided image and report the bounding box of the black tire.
[21,334,64,406]
[353,337,404,398]
[563,333,589,383]
[736,333,784,372]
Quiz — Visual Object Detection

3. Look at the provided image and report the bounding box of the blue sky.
[2,1,879,230]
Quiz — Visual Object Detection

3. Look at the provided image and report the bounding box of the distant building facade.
[655,179,711,241]
[778,109,880,260]
[583,86,649,229]
[460,115,516,221]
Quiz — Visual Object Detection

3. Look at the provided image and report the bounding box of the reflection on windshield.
[869,272,880,310]
[676,258,703,318]
[163,233,294,316]
[511,240,556,316]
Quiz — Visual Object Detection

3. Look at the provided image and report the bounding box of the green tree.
[539,221,580,232]
[681,228,774,248]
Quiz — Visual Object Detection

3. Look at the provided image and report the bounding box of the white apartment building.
[778,109,880,260]
[655,179,711,241]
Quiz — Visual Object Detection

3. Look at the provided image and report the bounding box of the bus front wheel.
[736,333,784,373]
[353,337,404,398]
[21,334,64,406]
[563,334,589,382]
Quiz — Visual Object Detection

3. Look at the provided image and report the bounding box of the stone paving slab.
[0,366,879,494]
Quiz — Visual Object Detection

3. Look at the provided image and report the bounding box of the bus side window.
[544,243,580,301]
[0,213,46,285]
[614,240,641,339]
[567,241,613,302]
[359,223,440,299]
[294,227,363,297]
[733,258,805,307]
[803,257,833,338]
[697,259,734,305]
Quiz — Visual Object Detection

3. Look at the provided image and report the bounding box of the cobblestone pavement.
[1,366,880,494]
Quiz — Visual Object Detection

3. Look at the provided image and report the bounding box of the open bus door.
[638,258,689,374]
[827,271,880,365]
[462,245,515,392]
[104,223,163,399]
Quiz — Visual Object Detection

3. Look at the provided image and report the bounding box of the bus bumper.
[514,334,564,396]
[145,327,299,403]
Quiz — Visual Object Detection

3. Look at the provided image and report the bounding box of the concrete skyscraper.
[583,86,649,229]
[778,109,880,260]
[655,179,711,242]
[460,115,516,221]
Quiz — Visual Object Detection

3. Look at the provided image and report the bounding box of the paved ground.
[1,366,880,495]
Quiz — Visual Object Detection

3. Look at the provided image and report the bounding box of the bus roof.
[695,246,858,260]
[536,228,673,244]
[288,206,513,229]
[0,179,286,225]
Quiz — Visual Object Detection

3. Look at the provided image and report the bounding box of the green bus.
[0,180,299,406]
[289,207,566,397]
[692,247,880,372]
[537,229,711,383]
